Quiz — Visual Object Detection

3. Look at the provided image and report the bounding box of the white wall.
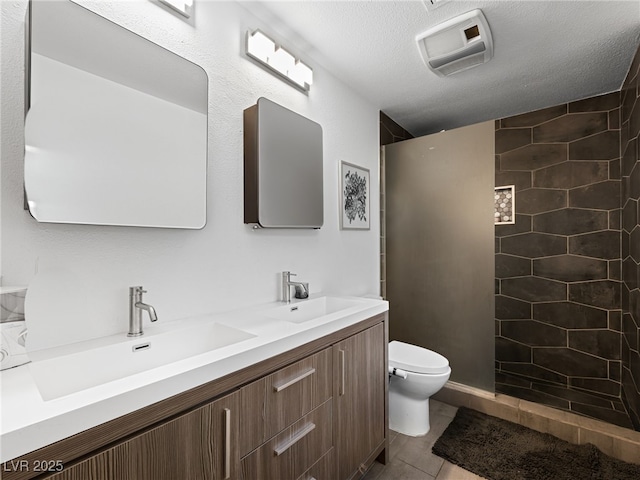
[0,0,380,351]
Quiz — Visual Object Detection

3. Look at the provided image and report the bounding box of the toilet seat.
[389,340,449,375]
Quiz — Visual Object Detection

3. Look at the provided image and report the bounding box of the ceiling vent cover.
[422,0,451,11]
[416,9,493,77]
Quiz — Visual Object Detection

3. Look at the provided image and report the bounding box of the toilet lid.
[389,340,450,374]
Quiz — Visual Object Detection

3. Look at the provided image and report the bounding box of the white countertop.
[0,294,388,462]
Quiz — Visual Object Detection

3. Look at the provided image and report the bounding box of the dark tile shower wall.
[378,51,640,429]
[380,112,414,299]
[494,92,631,427]
[380,112,414,146]
[621,45,640,430]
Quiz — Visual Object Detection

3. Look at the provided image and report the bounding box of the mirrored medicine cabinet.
[24,0,209,229]
[244,98,324,229]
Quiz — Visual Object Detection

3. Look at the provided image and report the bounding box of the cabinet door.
[40,451,117,480]
[45,391,240,480]
[333,323,385,480]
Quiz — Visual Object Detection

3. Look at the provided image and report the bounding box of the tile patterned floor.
[363,400,485,480]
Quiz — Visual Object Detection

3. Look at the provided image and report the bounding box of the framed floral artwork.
[495,185,515,225]
[340,161,370,230]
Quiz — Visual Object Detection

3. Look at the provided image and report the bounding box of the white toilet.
[388,340,451,437]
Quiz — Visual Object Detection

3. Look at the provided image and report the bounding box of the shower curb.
[432,381,640,465]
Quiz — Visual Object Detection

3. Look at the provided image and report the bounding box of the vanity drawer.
[240,400,332,480]
[296,448,335,480]
[240,347,332,455]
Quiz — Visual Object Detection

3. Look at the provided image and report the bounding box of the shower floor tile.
[496,371,636,430]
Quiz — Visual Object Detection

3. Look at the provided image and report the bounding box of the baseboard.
[436,380,495,400]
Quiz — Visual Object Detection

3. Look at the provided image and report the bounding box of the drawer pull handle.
[274,423,316,456]
[339,349,345,396]
[273,368,316,392]
[224,407,231,479]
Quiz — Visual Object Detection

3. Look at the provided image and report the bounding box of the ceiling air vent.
[416,9,493,77]
[422,0,451,12]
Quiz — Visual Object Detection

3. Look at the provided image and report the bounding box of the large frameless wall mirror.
[24,0,208,229]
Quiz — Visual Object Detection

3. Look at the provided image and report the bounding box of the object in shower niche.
[0,287,30,370]
[494,185,515,224]
[340,161,370,230]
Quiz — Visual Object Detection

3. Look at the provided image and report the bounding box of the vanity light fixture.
[157,0,193,18]
[246,29,313,92]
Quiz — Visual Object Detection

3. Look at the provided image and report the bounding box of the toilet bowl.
[388,340,451,437]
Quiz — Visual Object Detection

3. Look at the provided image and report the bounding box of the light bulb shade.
[245,29,313,92]
[292,61,313,86]
[247,30,276,63]
[270,47,296,74]
[289,61,313,89]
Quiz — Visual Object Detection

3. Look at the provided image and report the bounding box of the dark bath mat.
[432,407,640,480]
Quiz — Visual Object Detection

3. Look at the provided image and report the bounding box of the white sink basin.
[265,296,364,324]
[29,322,255,401]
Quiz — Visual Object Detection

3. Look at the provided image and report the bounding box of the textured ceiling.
[245,1,640,136]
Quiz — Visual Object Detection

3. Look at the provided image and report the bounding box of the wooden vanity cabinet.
[6,313,387,480]
[334,323,386,480]
[239,323,386,480]
[239,348,334,479]
[44,391,240,480]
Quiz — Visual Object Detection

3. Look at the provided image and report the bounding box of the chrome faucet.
[281,271,309,303]
[128,286,157,337]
